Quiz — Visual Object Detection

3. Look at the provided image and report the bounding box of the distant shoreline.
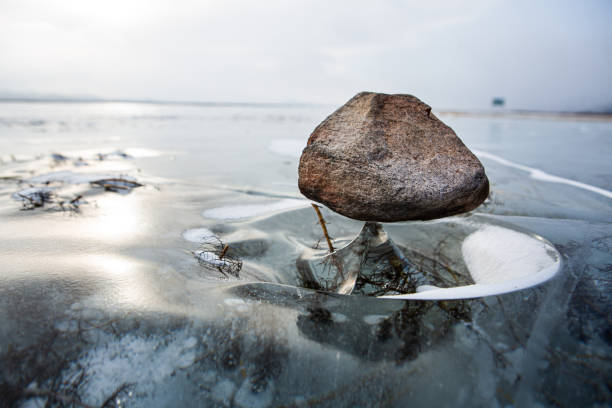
[1,97,611,121]
[437,110,612,122]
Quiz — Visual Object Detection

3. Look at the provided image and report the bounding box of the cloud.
[0,0,610,110]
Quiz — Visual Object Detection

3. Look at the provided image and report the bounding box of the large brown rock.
[298,92,489,222]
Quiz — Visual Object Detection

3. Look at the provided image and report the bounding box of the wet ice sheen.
[202,198,309,220]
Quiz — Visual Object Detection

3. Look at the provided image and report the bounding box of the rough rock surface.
[298,92,489,221]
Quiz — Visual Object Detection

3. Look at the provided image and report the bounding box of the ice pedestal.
[296,220,561,300]
[297,222,437,296]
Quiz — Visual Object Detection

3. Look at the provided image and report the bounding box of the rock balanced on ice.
[298,92,489,221]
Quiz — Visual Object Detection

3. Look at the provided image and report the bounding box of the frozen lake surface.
[0,102,610,407]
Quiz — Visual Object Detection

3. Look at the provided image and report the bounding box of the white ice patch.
[202,199,309,220]
[474,149,612,199]
[268,139,304,158]
[380,225,561,300]
[363,315,388,325]
[331,312,348,323]
[461,226,554,284]
[182,227,217,243]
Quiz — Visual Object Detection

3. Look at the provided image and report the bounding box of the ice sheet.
[268,139,304,158]
[474,149,612,199]
[2,102,610,407]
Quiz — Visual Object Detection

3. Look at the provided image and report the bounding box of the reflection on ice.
[296,292,471,362]
[84,194,144,241]
[84,254,152,307]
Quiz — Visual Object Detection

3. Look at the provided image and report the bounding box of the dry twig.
[219,244,229,260]
[311,204,334,253]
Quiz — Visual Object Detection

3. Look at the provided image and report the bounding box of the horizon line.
[0,96,611,116]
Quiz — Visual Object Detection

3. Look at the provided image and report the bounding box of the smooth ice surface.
[474,149,612,199]
[1,102,610,407]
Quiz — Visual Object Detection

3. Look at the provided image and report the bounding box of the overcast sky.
[1,0,611,111]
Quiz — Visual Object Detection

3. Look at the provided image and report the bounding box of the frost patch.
[63,332,198,406]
